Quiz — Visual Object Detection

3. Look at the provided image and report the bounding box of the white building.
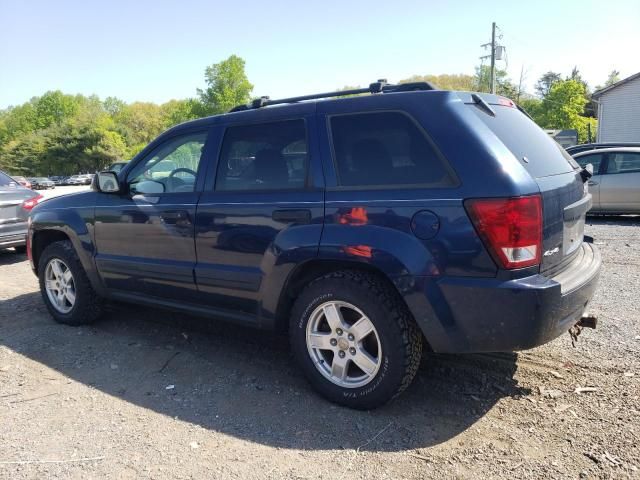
[592,72,640,142]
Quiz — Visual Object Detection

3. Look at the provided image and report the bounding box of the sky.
[1,0,639,108]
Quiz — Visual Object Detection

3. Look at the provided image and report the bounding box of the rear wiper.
[471,94,496,117]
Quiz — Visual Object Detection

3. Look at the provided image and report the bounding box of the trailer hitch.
[569,315,598,347]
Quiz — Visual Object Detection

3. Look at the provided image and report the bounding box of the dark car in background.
[28,82,601,409]
[29,177,56,190]
[0,170,42,252]
[50,176,68,186]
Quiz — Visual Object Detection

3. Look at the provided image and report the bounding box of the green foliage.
[474,66,517,97]
[399,74,477,91]
[535,71,562,98]
[197,55,253,115]
[604,70,620,87]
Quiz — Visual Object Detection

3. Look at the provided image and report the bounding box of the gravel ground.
[0,217,638,479]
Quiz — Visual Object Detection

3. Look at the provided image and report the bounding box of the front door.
[575,152,604,211]
[194,114,324,323]
[94,129,210,300]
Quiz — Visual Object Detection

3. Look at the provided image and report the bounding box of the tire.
[38,240,103,325]
[13,245,27,254]
[290,270,422,409]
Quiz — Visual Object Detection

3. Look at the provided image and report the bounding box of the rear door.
[468,98,589,273]
[194,113,324,321]
[599,151,640,213]
[574,152,605,211]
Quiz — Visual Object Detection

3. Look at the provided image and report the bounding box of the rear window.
[329,111,457,188]
[0,172,19,187]
[469,105,575,178]
[607,152,640,174]
[216,119,308,191]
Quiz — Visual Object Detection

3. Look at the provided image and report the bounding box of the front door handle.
[272,209,312,224]
[161,210,192,227]
[588,181,598,186]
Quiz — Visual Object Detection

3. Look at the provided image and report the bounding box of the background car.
[11,175,32,189]
[29,177,56,190]
[565,142,640,155]
[573,147,640,214]
[0,170,41,252]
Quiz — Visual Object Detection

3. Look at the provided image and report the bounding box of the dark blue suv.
[28,81,601,409]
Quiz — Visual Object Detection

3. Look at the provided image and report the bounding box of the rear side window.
[470,105,575,178]
[329,112,457,188]
[606,152,640,174]
[0,172,18,187]
[575,153,603,173]
[216,119,308,191]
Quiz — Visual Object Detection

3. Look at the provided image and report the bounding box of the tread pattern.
[291,269,422,408]
[38,240,103,325]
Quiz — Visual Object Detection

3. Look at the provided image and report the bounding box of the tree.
[535,71,562,98]
[475,65,517,97]
[539,80,597,143]
[604,70,620,87]
[400,74,476,91]
[161,99,200,128]
[197,55,253,115]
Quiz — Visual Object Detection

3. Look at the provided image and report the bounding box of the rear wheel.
[290,270,422,409]
[38,240,103,325]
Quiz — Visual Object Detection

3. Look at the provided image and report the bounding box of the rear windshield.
[0,172,19,187]
[469,105,575,178]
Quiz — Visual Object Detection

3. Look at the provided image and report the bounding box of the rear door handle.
[588,181,598,186]
[272,209,312,224]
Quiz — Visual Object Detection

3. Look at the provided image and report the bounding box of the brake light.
[21,194,43,211]
[465,195,542,269]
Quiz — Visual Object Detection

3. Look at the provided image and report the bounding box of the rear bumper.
[404,242,601,353]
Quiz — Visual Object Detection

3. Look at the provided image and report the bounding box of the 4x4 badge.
[544,247,560,257]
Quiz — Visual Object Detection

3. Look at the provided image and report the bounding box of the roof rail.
[229,79,437,113]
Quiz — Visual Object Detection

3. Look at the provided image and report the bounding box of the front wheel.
[290,271,422,409]
[38,240,103,325]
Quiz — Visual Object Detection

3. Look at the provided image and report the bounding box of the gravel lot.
[0,216,638,479]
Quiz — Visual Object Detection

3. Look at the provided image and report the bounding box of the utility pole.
[480,22,503,94]
[490,22,496,94]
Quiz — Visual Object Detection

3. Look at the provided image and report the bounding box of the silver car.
[0,170,41,252]
[573,147,640,214]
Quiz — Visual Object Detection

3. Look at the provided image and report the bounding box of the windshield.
[469,104,575,178]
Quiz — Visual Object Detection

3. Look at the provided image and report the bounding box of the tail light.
[21,194,43,212]
[465,195,542,269]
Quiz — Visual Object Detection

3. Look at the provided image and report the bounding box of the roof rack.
[229,79,437,112]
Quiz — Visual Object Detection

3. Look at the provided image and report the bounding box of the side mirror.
[585,163,594,175]
[95,171,120,193]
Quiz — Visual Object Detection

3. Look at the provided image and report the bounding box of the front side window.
[330,111,457,187]
[576,153,603,173]
[606,152,640,174]
[215,119,308,191]
[127,132,207,194]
